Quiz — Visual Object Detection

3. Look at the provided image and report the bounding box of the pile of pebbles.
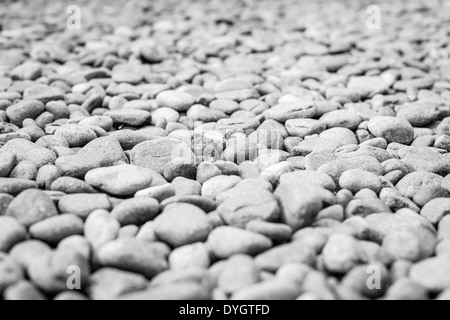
[1,0,450,300]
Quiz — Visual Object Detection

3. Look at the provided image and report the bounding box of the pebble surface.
[0,0,449,300]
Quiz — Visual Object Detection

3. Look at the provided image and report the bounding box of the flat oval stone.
[85,164,157,196]
[111,198,160,226]
[104,109,152,127]
[410,257,450,292]
[156,90,196,111]
[29,214,84,245]
[0,216,27,252]
[339,169,382,194]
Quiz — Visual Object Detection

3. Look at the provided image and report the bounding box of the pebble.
[217,187,280,228]
[50,176,96,194]
[421,198,450,225]
[84,210,120,251]
[0,151,16,177]
[154,203,212,247]
[54,124,97,148]
[104,109,151,127]
[201,175,241,199]
[382,231,422,262]
[207,226,273,259]
[410,257,450,292]
[9,240,51,270]
[0,216,27,252]
[0,0,449,301]
[9,160,38,180]
[339,169,382,194]
[6,189,58,227]
[169,243,210,270]
[384,278,429,300]
[58,193,111,218]
[285,119,325,138]
[156,90,195,111]
[28,249,90,294]
[88,268,148,300]
[317,156,383,184]
[85,164,156,196]
[254,242,316,272]
[231,278,301,300]
[322,234,364,274]
[396,171,443,199]
[36,165,61,189]
[263,100,317,122]
[280,170,336,192]
[3,280,46,300]
[29,214,84,245]
[340,263,389,299]
[217,255,261,294]
[367,116,414,144]
[1,139,56,168]
[130,138,191,174]
[111,198,160,226]
[397,101,440,126]
[0,253,24,294]
[0,178,38,195]
[320,110,362,130]
[245,220,292,243]
[275,182,323,231]
[6,100,45,126]
[96,239,169,279]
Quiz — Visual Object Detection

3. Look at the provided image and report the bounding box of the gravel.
[0,0,449,301]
